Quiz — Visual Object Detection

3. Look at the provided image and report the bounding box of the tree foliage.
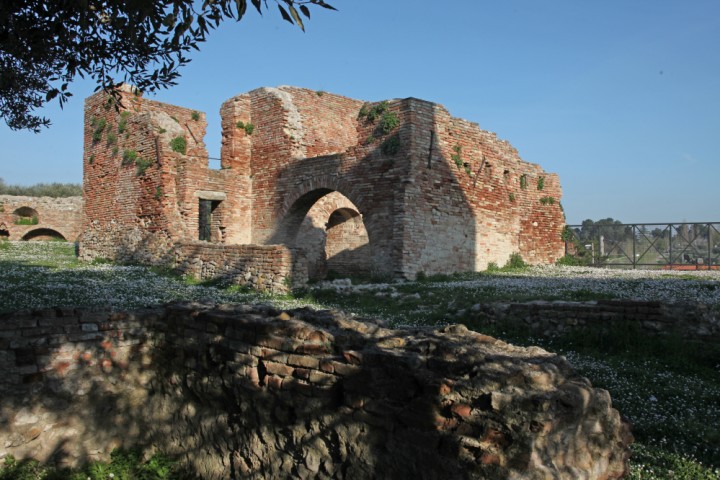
[574,218,633,244]
[0,177,83,197]
[0,0,336,132]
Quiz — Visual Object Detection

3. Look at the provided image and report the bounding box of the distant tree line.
[573,218,633,244]
[0,177,82,197]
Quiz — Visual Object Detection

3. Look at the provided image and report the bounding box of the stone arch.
[22,228,67,242]
[12,206,39,225]
[287,190,373,280]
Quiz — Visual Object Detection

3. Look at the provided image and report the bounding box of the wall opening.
[0,229,9,239]
[325,208,371,278]
[199,199,221,241]
[292,191,372,281]
[12,206,39,225]
[22,228,66,242]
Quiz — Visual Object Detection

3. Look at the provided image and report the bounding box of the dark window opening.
[199,199,220,241]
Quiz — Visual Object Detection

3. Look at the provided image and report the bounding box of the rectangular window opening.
[199,199,221,241]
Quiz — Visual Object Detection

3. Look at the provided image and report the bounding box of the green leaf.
[235,0,247,19]
[313,0,338,11]
[277,4,293,24]
[287,5,304,30]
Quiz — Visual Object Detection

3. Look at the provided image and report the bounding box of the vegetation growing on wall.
[236,121,254,135]
[381,135,400,156]
[520,174,528,190]
[169,137,187,154]
[451,145,463,168]
[537,176,545,190]
[135,157,154,176]
[90,117,107,143]
[117,111,130,134]
[122,149,138,166]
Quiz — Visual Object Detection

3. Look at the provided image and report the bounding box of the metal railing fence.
[563,222,720,269]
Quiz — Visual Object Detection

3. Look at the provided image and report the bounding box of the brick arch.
[277,175,366,222]
[294,193,373,280]
[12,206,40,223]
[22,228,67,241]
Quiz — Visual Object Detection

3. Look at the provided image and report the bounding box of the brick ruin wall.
[80,86,565,285]
[0,195,82,242]
[469,300,720,343]
[0,303,631,479]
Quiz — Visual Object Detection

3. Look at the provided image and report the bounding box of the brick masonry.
[0,195,82,241]
[470,299,720,343]
[80,86,565,286]
[0,303,631,479]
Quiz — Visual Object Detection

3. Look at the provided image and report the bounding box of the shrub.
[91,117,106,143]
[366,101,388,122]
[135,157,153,175]
[117,117,128,134]
[191,111,200,121]
[122,149,138,166]
[379,111,399,134]
[555,254,590,266]
[106,132,117,145]
[520,174,528,190]
[169,136,187,154]
[236,121,254,135]
[537,176,545,190]
[0,182,82,197]
[451,145,463,168]
[504,252,526,270]
[381,135,400,156]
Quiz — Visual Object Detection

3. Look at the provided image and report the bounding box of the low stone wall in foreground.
[0,303,632,479]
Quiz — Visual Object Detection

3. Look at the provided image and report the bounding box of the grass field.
[1,240,719,479]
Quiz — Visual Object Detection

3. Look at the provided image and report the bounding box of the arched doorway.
[289,191,372,280]
[22,228,66,242]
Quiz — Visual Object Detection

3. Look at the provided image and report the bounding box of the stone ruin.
[79,85,566,290]
[0,303,632,479]
[0,195,82,242]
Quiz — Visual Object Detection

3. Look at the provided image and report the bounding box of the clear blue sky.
[1,0,718,225]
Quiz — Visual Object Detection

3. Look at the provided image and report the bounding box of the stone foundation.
[0,303,631,479]
[468,299,720,343]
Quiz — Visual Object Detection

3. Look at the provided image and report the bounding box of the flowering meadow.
[1,240,719,479]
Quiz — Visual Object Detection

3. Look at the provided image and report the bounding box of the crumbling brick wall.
[0,303,631,479]
[81,85,565,283]
[0,195,82,241]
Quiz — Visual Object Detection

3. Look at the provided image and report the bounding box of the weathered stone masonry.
[80,86,565,287]
[0,195,82,241]
[0,303,631,479]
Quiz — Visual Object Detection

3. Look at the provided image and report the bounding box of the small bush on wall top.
[169,136,187,154]
[236,121,254,135]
